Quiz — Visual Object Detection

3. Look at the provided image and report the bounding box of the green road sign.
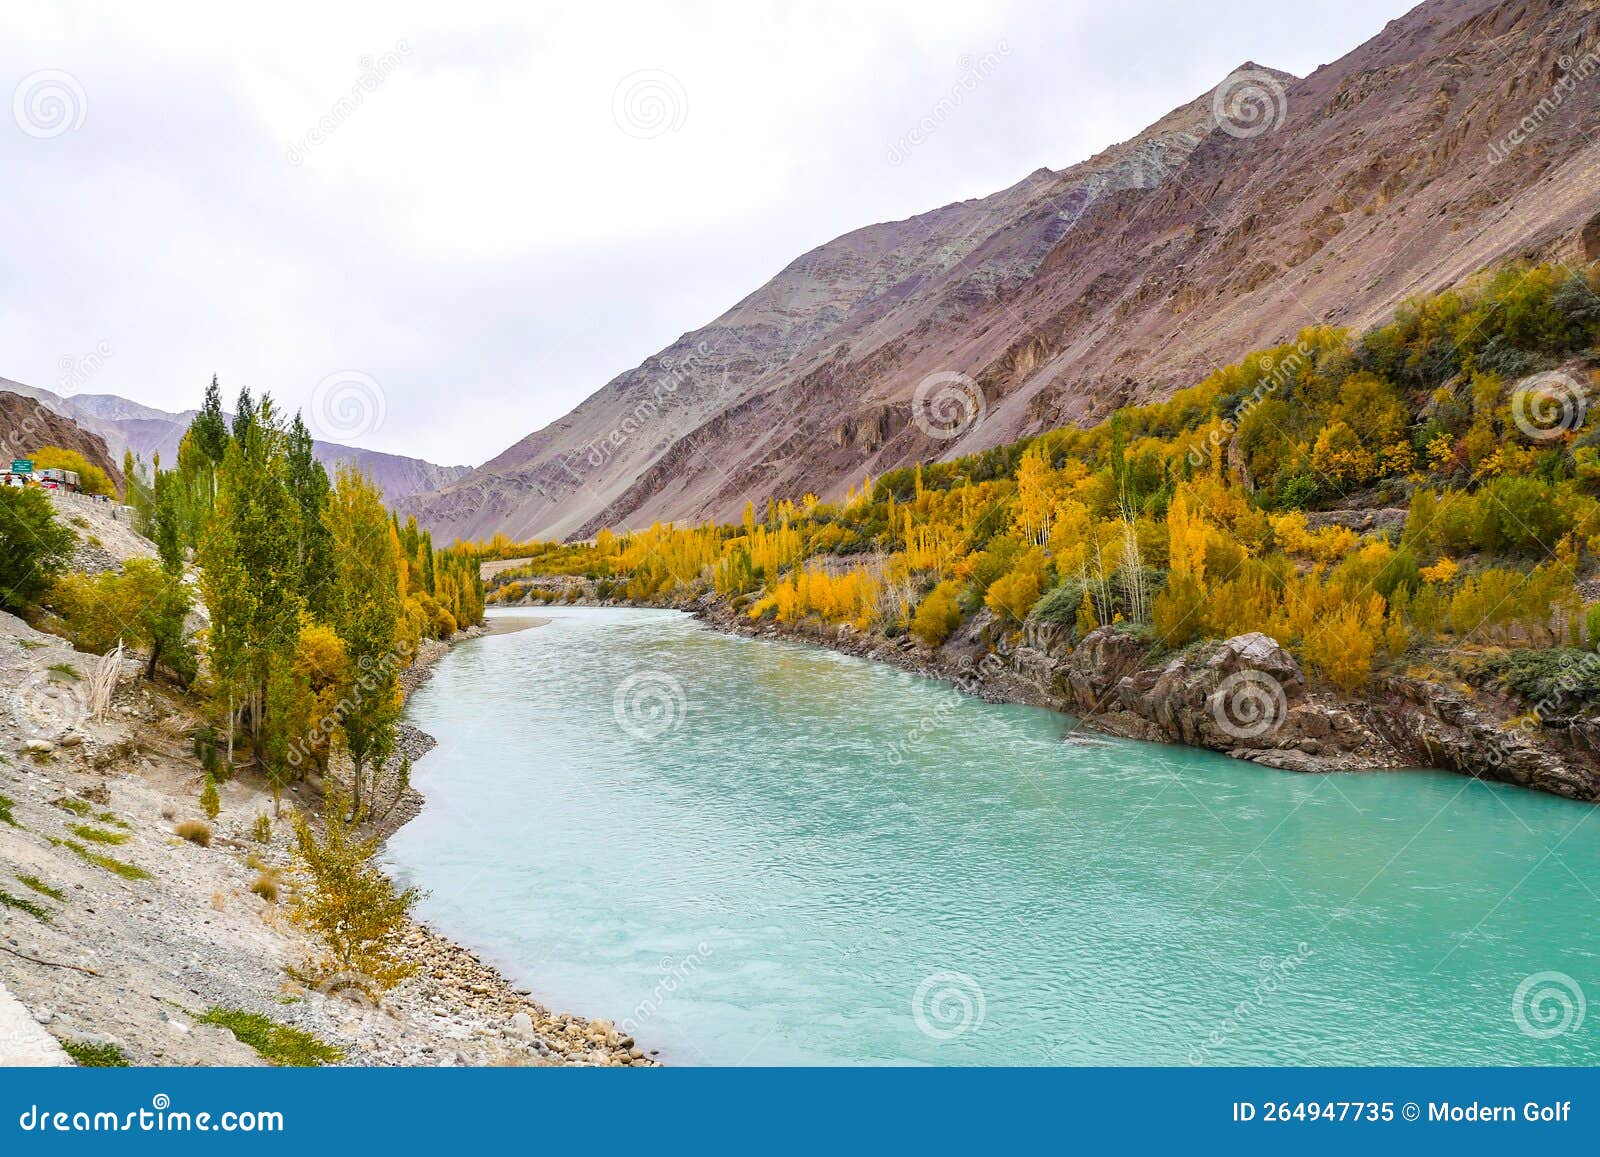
[10,459,32,474]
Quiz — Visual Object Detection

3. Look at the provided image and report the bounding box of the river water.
[384,607,1600,1065]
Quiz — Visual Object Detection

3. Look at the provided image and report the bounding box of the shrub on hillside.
[290,793,419,995]
[910,581,963,648]
[0,488,76,610]
[175,820,212,846]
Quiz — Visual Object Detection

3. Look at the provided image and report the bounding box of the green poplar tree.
[286,413,335,616]
[192,375,231,466]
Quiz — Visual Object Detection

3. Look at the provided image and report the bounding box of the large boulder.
[1204,632,1306,699]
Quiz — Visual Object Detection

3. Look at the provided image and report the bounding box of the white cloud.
[0,0,1416,465]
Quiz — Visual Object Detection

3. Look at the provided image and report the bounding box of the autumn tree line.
[17,377,485,815]
[483,261,1600,698]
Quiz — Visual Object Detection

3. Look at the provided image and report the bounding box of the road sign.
[10,459,32,473]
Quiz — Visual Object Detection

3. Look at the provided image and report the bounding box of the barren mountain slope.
[408,0,1600,542]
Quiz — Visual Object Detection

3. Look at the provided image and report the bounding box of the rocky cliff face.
[498,566,1600,802]
[407,0,1600,543]
[0,391,123,490]
[673,588,1600,801]
[1015,624,1600,801]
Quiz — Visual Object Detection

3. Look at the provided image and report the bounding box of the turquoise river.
[384,607,1600,1065]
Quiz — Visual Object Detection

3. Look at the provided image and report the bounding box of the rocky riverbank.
[679,591,1600,803]
[0,609,653,1066]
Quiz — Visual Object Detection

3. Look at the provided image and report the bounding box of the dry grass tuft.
[175,820,212,846]
[250,871,281,904]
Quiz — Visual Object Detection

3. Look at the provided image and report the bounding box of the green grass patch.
[0,794,17,827]
[54,839,152,881]
[47,663,80,681]
[95,811,131,829]
[0,888,51,921]
[194,1008,343,1066]
[69,824,130,846]
[63,1041,130,1067]
[51,797,92,817]
[16,873,65,901]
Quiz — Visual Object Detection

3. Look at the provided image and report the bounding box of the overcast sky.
[1,0,1418,466]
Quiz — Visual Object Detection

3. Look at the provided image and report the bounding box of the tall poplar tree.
[198,395,304,764]
[191,375,231,466]
[286,413,335,617]
[324,465,404,818]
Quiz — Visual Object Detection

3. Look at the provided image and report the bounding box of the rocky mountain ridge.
[404,0,1600,544]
